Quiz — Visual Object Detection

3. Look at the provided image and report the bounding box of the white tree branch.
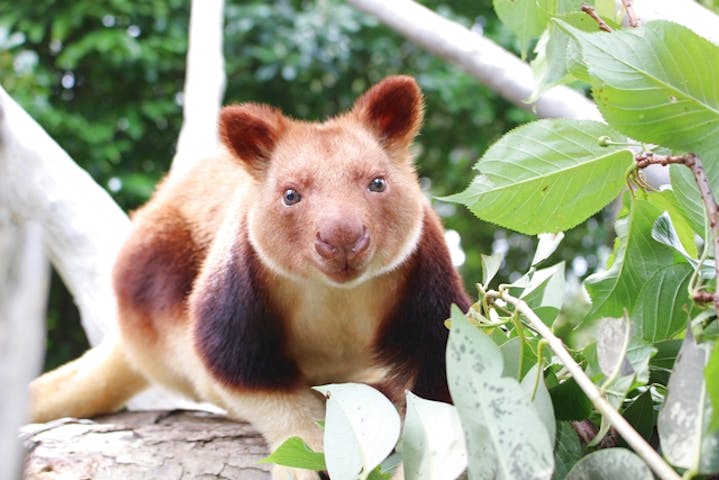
[171,0,226,175]
[346,0,603,121]
[0,85,130,346]
[0,216,47,480]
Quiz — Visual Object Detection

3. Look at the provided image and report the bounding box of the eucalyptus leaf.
[558,20,719,160]
[446,119,633,235]
[521,262,566,326]
[552,421,583,480]
[532,233,565,266]
[402,392,467,480]
[481,252,503,286]
[595,316,632,378]
[565,448,653,480]
[520,364,556,446]
[657,330,719,473]
[314,383,401,480]
[621,390,655,444]
[447,306,554,479]
[549,378,592,421]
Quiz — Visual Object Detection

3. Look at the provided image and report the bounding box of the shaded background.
[0,0,619,369]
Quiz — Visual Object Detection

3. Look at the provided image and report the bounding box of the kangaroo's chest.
[274,276,404,385]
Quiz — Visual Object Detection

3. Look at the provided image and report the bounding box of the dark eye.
[368,177,386,193]
[282,189,302,206]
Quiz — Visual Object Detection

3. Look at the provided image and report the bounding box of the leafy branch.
[482,289,681,480]
[635,152,719,313]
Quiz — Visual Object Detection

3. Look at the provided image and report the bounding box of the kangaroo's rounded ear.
[219,103,287,177]
[352,75,424,154]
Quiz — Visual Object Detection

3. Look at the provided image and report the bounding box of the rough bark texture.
[22,410,272,480]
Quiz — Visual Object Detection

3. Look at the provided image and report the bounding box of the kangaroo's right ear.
[219,103,287,178]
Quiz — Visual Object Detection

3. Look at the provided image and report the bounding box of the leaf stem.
[581,4,613,33]
[486,290,681,480]
[621,0,640,28]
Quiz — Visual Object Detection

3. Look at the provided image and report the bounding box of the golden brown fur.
[30,76,470,480]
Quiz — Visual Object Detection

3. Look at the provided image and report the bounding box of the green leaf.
[402,392,467,480]
[595,316,632,378]
[670,164,709,238]
[531,233,565,267]
[521,364,556,446]
[559,20,719,159]
[621,390,655,444]
[552,421,584,480]
[631,263,694,342]
[584,195,677,321]
[549,378,592,421]
[493,0,556,58]
[481,252,503,286]
[521,262,566,326]
[649,192,700,259]
[657,330,719,473]
[447,306,554,479]
[313,383,400,480]
[531,12,598,99]
[707,343,719,433]
[565,448,653,479]
[260,436,326,471]
[446,119,633,235]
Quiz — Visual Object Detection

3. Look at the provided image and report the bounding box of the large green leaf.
[549,378,592,421]
[565,448,653,479]
[446,119,633,235]
[621,390,655,444]
[584,195,678,321]
[631,263,693,343]
[559,20,719,159]
[493,0,555,58]
[658,331,719,473]
[447,306,554,479]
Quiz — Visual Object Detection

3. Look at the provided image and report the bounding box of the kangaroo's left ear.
[352,75,424,154]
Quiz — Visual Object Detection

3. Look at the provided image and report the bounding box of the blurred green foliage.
[0,0,607,369]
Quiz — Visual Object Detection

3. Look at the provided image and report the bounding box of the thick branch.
[0,216,47,480]
[489,291,681,480]
[347,0,602,121]
[0,85,130,346]
[171,0,227,176]
[22,410,271,479]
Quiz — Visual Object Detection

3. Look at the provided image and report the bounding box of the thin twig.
[487,290,681,480]
[621,0,640,28]
[635,152,719,314]
[635,152,691,169]
[685,154,719,314]
[581,4,613,33]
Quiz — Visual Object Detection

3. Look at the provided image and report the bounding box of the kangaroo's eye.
[282,189,302,206]
[368,177,386,193]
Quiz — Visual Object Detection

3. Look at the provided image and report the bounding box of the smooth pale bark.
[347,0,603,121]
[0,85,130,346]
[0,216,47,480]
[171,0,226,176]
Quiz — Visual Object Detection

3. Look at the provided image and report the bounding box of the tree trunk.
[22,410,271,480]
